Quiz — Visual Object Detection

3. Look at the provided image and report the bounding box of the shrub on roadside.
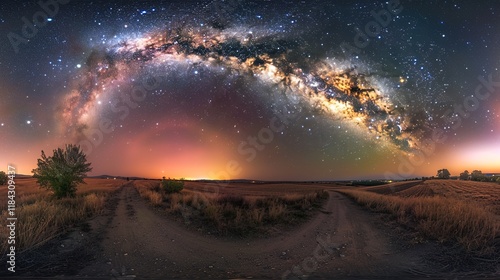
[0,171,7,185]
[162,177,184,194]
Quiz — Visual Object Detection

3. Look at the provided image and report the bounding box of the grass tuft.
[136,182,329,236]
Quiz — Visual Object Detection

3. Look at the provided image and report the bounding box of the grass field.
[3,177,499,259]
[0,178,125,254]
[400,180,500,215]
[134,180,329,236]
[342,179,500,253]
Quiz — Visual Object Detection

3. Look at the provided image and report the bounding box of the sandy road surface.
[76,182,430,279]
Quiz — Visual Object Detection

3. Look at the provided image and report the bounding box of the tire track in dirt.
[77,184,430,279]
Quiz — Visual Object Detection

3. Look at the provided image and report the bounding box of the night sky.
[0,0,499,180]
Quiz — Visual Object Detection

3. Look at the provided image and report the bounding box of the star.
[0,0,499,180]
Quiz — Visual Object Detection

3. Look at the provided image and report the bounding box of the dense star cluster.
[0,0,499,179]
[63,23,422,151]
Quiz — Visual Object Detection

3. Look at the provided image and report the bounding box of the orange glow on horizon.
[445,142,500,175]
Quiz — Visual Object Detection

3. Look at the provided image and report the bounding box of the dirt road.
[77,183,431,279]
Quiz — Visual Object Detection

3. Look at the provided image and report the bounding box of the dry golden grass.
[370,180,500,216]
[0,193,108,253]
[268,203,287,220]
[340,188,499,253]
[182,181,330,196]
[169,193,182,211]
[134,181,164,207]
[137,188,163,206]
[0,178,49,211]
[0,178,124,254]
[0,178,124,210]
[189,191,327,235]
[77,178,126,195]
[416,180,500,215]
[134,181,328,235]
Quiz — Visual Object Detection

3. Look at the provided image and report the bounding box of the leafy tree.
[0,171,7,185]
[437,169,451,179]
[470,170,484,181]
[459,170,469,180]
[162,177,184,194]
[32,144,92,198]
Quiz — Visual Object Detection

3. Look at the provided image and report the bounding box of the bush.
[162,177,184,193]
[0,171,7,185]
[32,144,92,198]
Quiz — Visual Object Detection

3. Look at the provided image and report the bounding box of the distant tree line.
[458,170,500,182]
[436,169,500,183]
